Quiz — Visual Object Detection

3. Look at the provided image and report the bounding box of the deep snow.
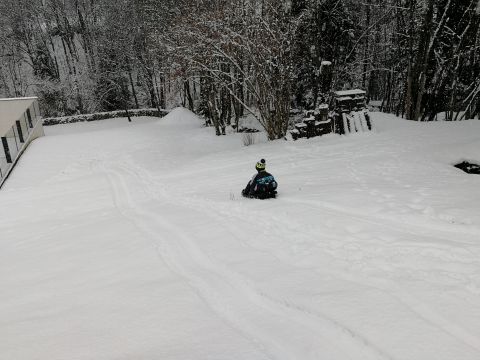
[1,109,479,360]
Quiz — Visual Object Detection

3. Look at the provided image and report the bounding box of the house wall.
[0,98,44,188]
[0,98,38,134]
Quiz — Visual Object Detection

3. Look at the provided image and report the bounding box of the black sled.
[241,189,277,199]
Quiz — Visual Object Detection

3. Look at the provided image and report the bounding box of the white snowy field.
[1,109,480,360]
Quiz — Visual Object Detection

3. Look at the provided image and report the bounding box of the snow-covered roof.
[334,89,366,97]
[0,97,38,135]
[315,120,331,125]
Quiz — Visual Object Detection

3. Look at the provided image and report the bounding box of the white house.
[0,97,44,187]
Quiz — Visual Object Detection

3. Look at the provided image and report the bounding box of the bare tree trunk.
[208,86,221,136]
[184,79,194,111]
[160,74,166,109]
[404,0,416,119]
[412,0,451,121]
[232,96,241,132]
[124,104,132,122]
[362,0,371,90]
[128,68,139,109]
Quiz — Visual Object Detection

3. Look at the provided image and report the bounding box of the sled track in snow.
[98,160,394,360]
[184,193,480,355]
[112,159,480,357]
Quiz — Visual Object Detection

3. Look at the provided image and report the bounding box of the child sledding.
[241,159,278,199]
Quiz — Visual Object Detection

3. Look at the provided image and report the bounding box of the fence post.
[1,137,12,163]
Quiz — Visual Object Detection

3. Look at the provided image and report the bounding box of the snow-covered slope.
[1,108,479,360]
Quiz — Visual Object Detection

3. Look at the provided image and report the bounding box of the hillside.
[1,109,479,360]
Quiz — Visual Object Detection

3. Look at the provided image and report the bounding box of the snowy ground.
[1,109,480,360]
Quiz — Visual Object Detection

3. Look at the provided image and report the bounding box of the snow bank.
[159,107,203,127]
[43,108,168,126]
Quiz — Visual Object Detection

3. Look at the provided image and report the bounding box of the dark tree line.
[0,0,479,139]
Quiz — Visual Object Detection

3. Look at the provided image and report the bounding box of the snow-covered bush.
[43,108,168,126]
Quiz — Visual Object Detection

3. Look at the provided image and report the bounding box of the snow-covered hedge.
[42,108,168,126]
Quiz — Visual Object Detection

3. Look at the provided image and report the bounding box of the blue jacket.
[243,170,277,197]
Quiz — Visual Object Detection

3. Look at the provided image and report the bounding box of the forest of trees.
[0,0,479,139]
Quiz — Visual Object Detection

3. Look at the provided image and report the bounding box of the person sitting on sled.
[242,159,278,199]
